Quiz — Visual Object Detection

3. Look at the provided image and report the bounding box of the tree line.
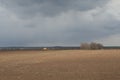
[80,42,103,50]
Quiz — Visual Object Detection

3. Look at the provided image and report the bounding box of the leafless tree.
[96,43,103,49]
[80,42,103,50]
[80,43,91,50]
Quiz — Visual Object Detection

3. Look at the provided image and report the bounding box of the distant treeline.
[103,46,120,49]
[0,47,80,51]
[0,46,120,51]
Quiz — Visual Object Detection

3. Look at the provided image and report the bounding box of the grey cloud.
[0,0,109,17]
[0,0,120,46]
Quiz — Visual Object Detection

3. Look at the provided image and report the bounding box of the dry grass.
[0,50,120,80]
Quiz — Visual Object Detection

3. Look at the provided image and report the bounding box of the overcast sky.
[0,0,120,47]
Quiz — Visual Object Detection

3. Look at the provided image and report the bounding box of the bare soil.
[0,50,120,80]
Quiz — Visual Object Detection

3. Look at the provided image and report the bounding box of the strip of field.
[0,50,120,80]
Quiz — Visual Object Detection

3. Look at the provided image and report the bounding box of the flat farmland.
[0,50,120,80]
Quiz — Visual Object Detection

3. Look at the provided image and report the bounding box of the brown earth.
[0,50,120,80]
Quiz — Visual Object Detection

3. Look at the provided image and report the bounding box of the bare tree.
[80,43,91,50]
[90,42,98,50]
[80,42,103,50]
[96,43,103,49]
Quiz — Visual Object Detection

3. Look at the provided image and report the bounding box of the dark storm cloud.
[0,0,120,46]
[0,0,109,17]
